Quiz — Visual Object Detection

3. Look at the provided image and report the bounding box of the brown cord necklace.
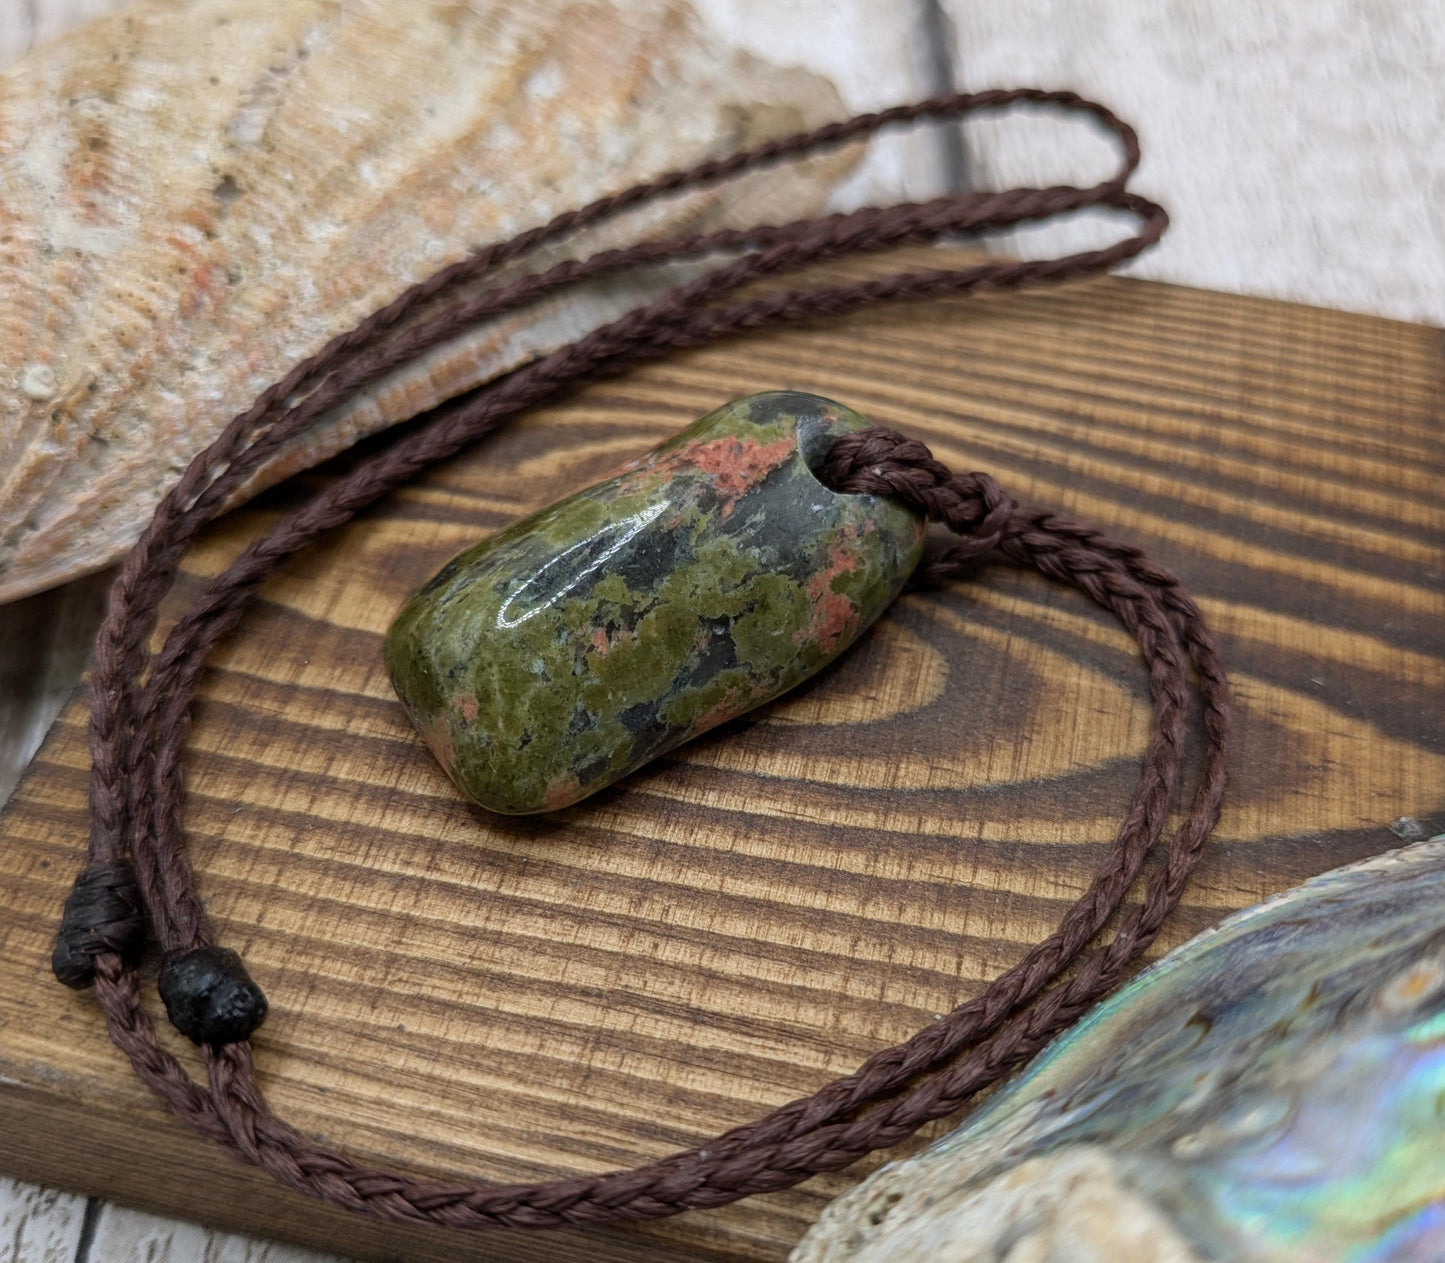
[51,89,1230,1230]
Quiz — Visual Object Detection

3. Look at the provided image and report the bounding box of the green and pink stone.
[383,391,925,813]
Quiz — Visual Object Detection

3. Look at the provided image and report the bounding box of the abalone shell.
[794,837,1445,1262]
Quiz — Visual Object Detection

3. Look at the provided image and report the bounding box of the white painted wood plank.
[942,0,1445,324]
[0,569,111,807]
[84,1203,350,1263]
[698,0,950,206]
[0,1179,88,1263]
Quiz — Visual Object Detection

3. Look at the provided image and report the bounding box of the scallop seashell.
[0,0,855,602]
[794,837,1445,1262]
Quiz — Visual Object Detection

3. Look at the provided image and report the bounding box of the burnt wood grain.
[2,252,1441,1262]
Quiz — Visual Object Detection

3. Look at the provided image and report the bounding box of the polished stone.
[384,391,925,813]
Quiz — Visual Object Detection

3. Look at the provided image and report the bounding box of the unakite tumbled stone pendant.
[383,391,925,813]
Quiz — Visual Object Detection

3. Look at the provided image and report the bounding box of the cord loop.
[59,88,1229,1230]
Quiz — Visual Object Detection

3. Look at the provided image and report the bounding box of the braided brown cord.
[57,90,1232,1228]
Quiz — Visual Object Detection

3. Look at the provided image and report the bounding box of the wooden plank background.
[3,2,1444,1262]
[3,254,1443,1263]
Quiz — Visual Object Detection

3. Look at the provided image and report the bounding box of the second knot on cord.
[52,857,148,989]
[159,945,269,1046]
[817,426,1014,557]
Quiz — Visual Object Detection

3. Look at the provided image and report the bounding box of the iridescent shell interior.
[795,838,1445,1262]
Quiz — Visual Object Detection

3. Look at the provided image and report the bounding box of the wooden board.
[2,252,1442,1263]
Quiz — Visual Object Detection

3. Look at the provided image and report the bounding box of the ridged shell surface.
[0,0,851,601]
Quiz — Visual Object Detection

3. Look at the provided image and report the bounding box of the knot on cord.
[52,857,148,989]
[159,945,269,1046]
[817,427,1014,562]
